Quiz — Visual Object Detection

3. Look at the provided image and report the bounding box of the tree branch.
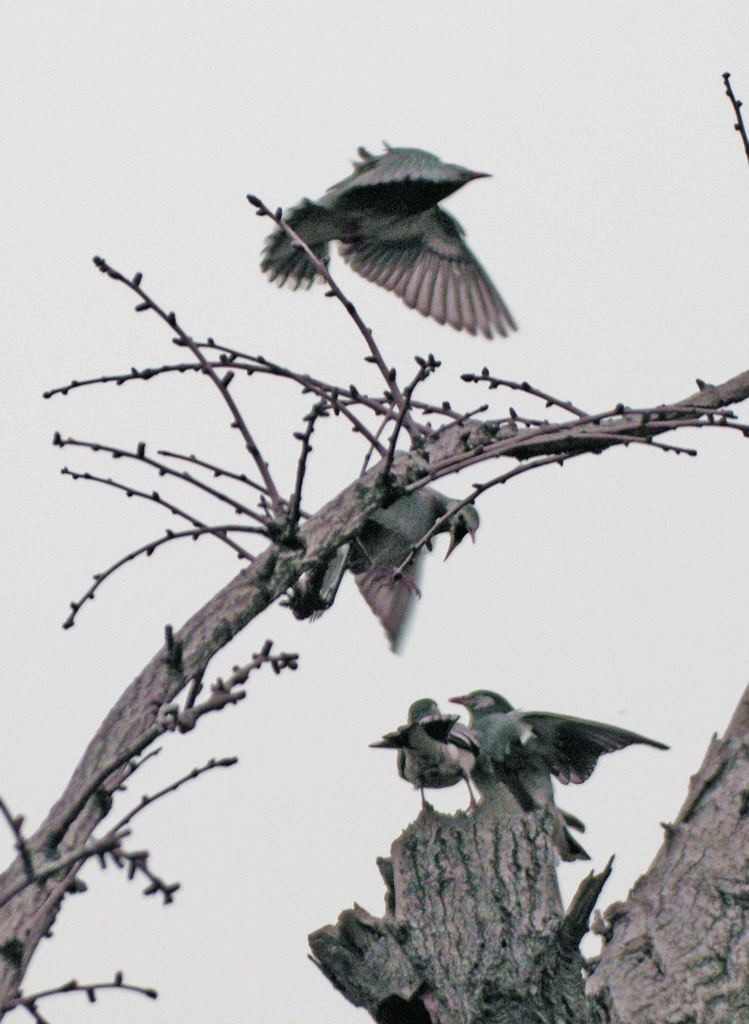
[91,258,284,514]
[246,195,420,440]
[2,363,749,1009]
[722,72,749,167]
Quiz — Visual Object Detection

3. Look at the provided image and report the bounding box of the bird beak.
[469,171,491,180]
[443,527,476,562]
[449,695,469,707]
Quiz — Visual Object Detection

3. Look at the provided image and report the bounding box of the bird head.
[444,504,479,560]
[449,690,514,720]
[407,698,440,723]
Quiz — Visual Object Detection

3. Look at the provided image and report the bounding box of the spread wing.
[354,562,421,653]
[340,207,515,339]
[520,713,669,785]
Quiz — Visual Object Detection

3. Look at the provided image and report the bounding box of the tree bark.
[310,684,749,1023]
[586,681,749,1023]
[310,804,609,1023]
[1,369,749,1013]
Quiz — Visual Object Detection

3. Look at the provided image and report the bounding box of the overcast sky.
[2,3,749,1022]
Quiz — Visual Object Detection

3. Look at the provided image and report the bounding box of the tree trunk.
[2,367,749,1014]
[310,684,749,1023]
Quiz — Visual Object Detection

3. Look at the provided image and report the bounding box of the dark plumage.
[291,489,479,651]
[261,145,516,339]
[450,690,669,862]
[371,698,480,807]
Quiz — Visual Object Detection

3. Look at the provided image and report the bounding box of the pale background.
[2,3,748,1022]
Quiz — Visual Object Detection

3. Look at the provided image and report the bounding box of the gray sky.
[2,3,749,1022]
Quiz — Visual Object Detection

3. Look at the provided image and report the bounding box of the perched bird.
[371,698,480,808]
[291,489,479,651]
[450,690,669,861]
[261,144,516,339]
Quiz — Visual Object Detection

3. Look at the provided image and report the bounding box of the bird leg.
[463,773,479,809]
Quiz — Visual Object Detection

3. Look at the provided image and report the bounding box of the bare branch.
[157,448,273,499]
[381,354,440,478]
[288,402,327,534]
[102,845,180,904]
[360,400,394,476]
[0,800,34,885]
[91,257,284,513]
[109,757,237,834]
[461,369,589,418]
[53,434,269,525]
[3,972,157,1018]
[62,524,264,630]
[0,833,129,911]
[723,72,749,167]
[59,466,258,628]
[246,195,421,440]
[43,642,294,857]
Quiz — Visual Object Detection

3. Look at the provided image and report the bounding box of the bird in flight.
[260,145,516,339]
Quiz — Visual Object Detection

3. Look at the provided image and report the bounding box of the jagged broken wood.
[310,803,611,1024]
[1,369,749,1014]
[310,683,749,1023]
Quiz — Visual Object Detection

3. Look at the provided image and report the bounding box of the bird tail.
[557,824,591,862]
[551,808,590,861]
[261,200,335,288]
[559,807,586,833]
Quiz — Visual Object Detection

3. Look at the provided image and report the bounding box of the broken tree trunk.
[311,684,749,1024]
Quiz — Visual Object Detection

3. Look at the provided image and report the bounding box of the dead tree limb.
[309,685,749,1023]
[1,367,748,1014]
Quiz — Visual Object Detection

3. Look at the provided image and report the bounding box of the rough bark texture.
[311,685,749,1024]
[1,369,749,1012]
[586,682,749,1023]
[310,803,610,1024]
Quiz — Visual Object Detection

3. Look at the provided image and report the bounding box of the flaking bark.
[312,685,749,1024]
[586,681,749,1023]
[310,803,599,1024]
[1,370,749,1013]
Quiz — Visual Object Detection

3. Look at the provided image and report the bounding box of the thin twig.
[54,434,268,525]
[416,403,748,484]
[114,747,163,791]
[723,72,749,167]
[157,448,272,498]
[92,257,284,514]
[45,641,296,854]
[0,833,129,910]
[44,350,469,433]
[360,399,395,476]
[462,370,589,418]
[0,799,35,882]
[288,402,327,532]
[109,757,237,834]
[381,354,440,477]
[103,845,180,904]
[247,194,420,439]
[3,973,157,1017]
[61,524,265,629]
[60,470,259,627]
[393,453,572,577]
[243,353,389,452]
